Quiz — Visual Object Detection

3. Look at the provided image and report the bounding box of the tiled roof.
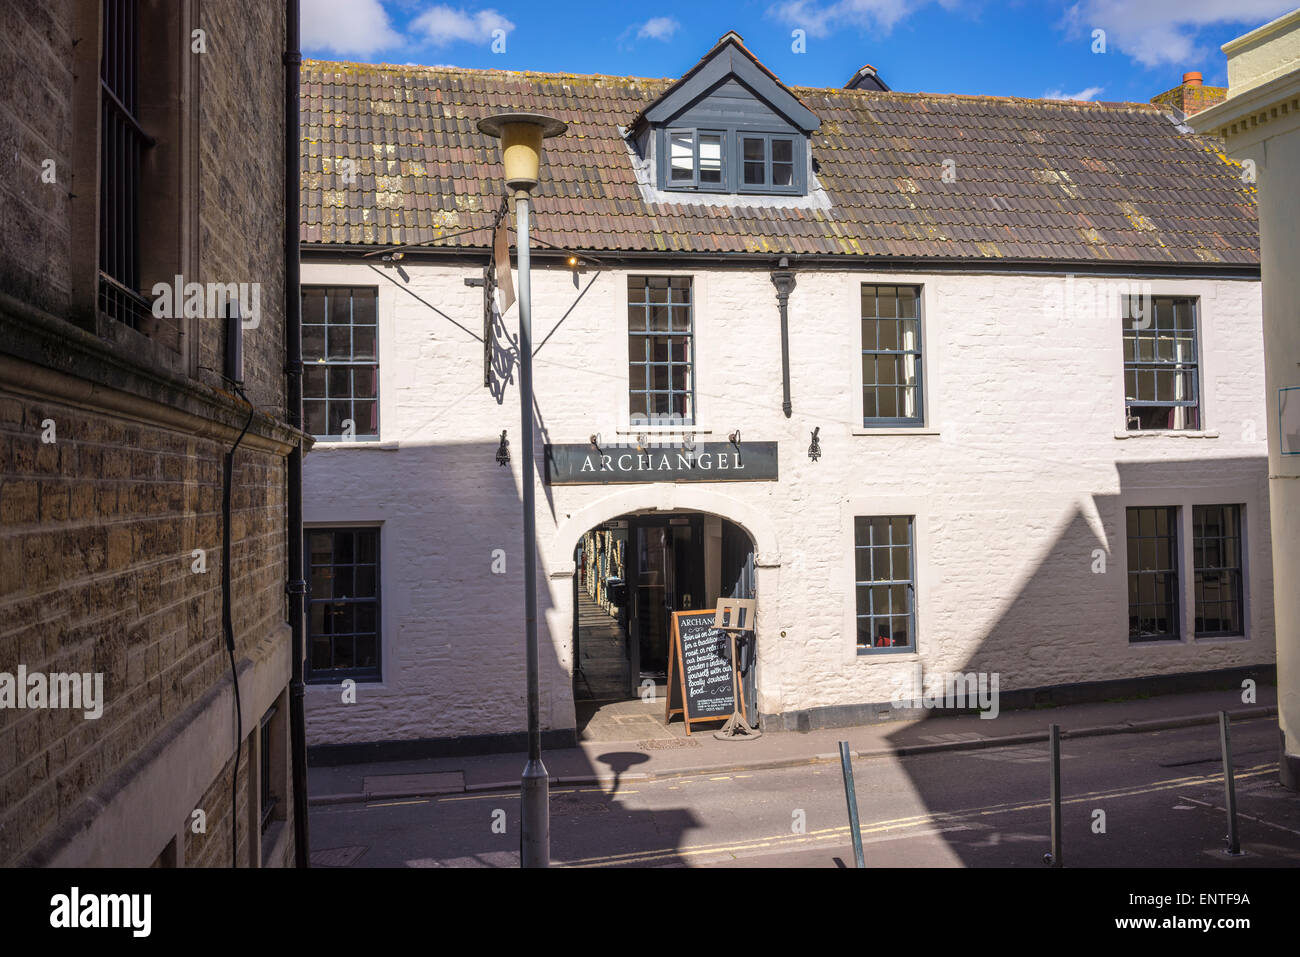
[300,59,1259,266]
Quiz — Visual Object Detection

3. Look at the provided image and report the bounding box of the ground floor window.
[259,704,278,834]
[307,527,381,680]
[1127,506,1179,642]
[1193,504,1244,637]
[854,516,915,652]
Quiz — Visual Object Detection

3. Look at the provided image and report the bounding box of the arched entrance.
[569,509,759,739]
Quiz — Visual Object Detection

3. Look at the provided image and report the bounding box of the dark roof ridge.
[302,57,672,86]
[302,58,1172,113]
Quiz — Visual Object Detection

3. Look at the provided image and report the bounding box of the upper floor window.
[301,286,378,441]
[1123,296,1200,431]
[740,134,796,190]
[659,128,805,196]
[861,284,923,426]
[98,0,155,329]
[628,277,694,424]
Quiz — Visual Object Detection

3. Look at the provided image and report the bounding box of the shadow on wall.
[303,436,569,754]
[881,454,1277,867]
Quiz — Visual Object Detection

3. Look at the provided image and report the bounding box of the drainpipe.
[283,0,310,868]
[770,258,797,418]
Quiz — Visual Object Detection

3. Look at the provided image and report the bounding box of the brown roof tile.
[300,60,1258,266]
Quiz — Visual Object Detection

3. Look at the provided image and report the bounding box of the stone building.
[298,33,1275,755]
[1,1,304,866]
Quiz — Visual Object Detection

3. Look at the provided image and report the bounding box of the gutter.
[284,0,310,869]
[300,243,1261,280]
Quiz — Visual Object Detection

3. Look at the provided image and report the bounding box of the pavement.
[308,684,1278,805]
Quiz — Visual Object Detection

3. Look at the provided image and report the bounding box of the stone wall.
[0,0,296,867]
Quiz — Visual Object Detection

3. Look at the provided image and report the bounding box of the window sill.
[1114,430,1219,440]
[852,428,940,437]
[1194,632,1250,643]
[856,650,921,660]
[260,818,288,868]
[311,440,398,451]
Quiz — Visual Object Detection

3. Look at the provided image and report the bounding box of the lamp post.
[477,111,567,868]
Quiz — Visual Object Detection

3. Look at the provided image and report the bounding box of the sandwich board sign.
[665,610,740,734]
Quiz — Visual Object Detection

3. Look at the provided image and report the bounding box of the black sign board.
[665,611,737,733]
[545,442,778,485]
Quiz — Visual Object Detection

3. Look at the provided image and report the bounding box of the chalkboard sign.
[665,610,740,734]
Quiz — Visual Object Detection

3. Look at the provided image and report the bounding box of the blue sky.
[301,0,1296,101]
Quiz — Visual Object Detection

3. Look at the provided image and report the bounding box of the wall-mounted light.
[636,433,648,454]
[496,430,510,466]
[681,433,696,454]
[728,430,741,446]
[589,433,601,452]
[808,427,821,462]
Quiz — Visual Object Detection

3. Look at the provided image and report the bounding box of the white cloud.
[637,17,682,41]
[411,5,515,47]
[302,0,403,57]
[1063,1,1295,69]
[1042,85,1105,101]
[769,0,961,38]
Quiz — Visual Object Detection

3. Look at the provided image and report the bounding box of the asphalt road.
[308,716,1300,868]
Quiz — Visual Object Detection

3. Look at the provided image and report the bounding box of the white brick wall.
[300,259,1273,745]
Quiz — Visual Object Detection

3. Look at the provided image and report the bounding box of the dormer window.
[741,134,796,190]
[669,130,725,188]
[660,129,804,194]
[631,31,820,199]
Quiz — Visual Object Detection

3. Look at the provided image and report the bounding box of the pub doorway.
[573,511,757,738]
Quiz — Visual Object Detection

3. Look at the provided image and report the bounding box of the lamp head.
[477,112,568,191]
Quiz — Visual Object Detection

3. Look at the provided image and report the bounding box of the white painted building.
[1190,8,1300,788]
[298,34,1275,754]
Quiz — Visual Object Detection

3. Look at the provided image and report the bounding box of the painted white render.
[1190,9,1300,786]
[300,259,1273,745]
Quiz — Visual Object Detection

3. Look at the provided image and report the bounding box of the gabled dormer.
[627,31,821,197]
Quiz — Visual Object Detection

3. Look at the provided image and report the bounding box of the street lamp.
[477,111,567,868]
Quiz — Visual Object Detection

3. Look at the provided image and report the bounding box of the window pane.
[670,132,694,181]
[302,287,327,324]
[742,137,765,185]
[303,324,325,360]
[353,325,376,360]
[699,134,722,184]
[771,139,793,163]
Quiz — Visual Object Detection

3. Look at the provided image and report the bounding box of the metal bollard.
[839,741,865,868]
[1219,711,1242,856]
[1043,724,1062,867]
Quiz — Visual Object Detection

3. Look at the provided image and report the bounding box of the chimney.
[1151,70,1224,117]
[844,64,891,92]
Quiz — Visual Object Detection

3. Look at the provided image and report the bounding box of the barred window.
[302,287,379,440]
[861,285,923,425]
[628,277,694,424]
[1127,506,1179,642]
[98,0,156,328]
[854,516,916,652]
[307,528,381,681]
[1123,296,1200,431]
[1194,505,1244,637]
